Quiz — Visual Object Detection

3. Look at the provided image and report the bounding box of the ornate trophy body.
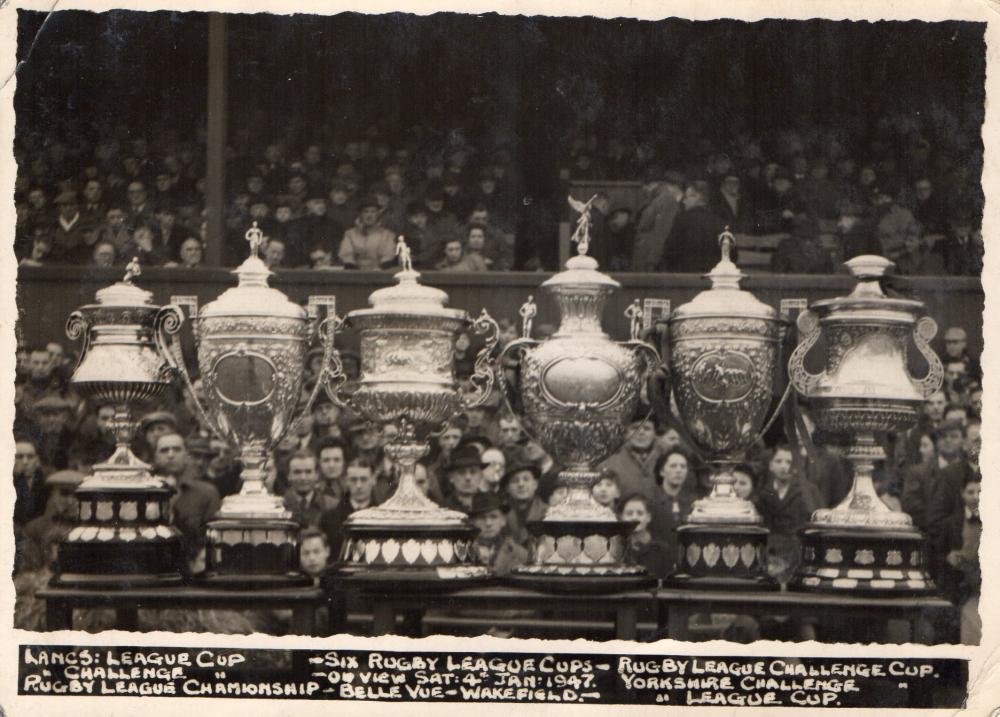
[497,198,659,591]
[667,232,788,588]
[326,239,500,587]
[787,256,942,594]
[55,260,185,587]
[162,224,337,588]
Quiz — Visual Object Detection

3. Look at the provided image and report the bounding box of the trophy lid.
[354,236,465,319]
[92,258,156,307]
[671,230,775,321]
[200,223,306,320]
[542,253,621,291]
[812,254,924,316]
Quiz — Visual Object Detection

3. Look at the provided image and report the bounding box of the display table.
[329,581,656,640]
[39,585,327,636]
[656,587,957,644]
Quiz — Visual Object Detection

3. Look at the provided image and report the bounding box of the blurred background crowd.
[14,13,985,274]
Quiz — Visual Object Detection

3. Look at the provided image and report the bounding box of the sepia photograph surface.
[2,0,997,714]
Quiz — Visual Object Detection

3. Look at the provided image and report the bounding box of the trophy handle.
[170,295,200,339]
[787,309,825,395]
[495,336,538,405]
[461,309,501,408]
[155,302,226,442]
[300,296,343,415]
[65,310,90,374]
[911,316,945,398]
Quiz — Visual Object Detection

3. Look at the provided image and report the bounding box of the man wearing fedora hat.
[441,444,486,514]
[469,493,528,576]
[337,196,397,270]
[500,460,547,548]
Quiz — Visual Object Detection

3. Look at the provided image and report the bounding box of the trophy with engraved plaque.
[787,255,942,595]
[54,259,185,588]
[666,231,796,588]
[325,238,501,587]
[495,197,660,591]
[161,223,338,588]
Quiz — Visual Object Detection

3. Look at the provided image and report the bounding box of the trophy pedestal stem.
[668,463,775,589]
[334,441,487,589]
[792,433,934,595]
[201,466,310,590]
[54,448,184,589]
[508,468,654,593]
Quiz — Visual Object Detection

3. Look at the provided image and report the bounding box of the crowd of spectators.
[14,107,983,275]
[12,311,982,643]
[557,112,984,276]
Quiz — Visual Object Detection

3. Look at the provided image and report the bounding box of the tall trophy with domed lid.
[325,237,500,587]
[495,197,659,591]
[787,255,942,595]
[667,230,791,589]
[161,223,338,588]
[55,259,185,588]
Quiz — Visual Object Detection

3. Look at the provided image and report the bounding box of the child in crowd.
[619,493,671,580]
[592,468,621,511]
[299,528,332,584]
[944,474,981,644]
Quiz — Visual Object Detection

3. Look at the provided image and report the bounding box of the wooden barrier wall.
[16,266,984,363]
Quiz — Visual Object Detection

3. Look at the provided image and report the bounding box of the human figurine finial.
[567,194,598,256]
[396,235,413,272]
[719,227,736,263]
[123,257,141,284]
[246,221,264,258]
[519,296,537,338]
[625,299,643,341]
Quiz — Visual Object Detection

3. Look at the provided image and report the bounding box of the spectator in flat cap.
[51,190,91,264]
[500,461,546,548]
[932,418,967,469]
[338,196,397,270]
[600,408,664,501]
[32,395,75,471]
[632,169,684,271]
[470,493,528,576]
[19,469,84,572]
[137,410,178,462]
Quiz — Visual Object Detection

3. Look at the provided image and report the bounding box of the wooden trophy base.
[666,523,777,591]
[790,526,935,596]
